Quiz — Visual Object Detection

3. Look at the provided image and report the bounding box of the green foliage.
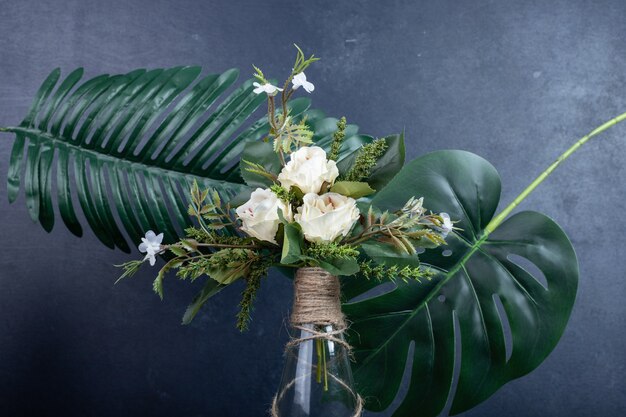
[252,65,268,84]
[306,242,360,260]
[304,242,361,276]
[328,116,347,161]
[337,133,405,191]
[269,184,296,204]
[330,181,375,199]
[317,257,360,277]
[240,140,282,188]
[281,223,304,264]
[342,138,388,182]
[152,257,184,299]
[183,227,250,246]
[360,241,421,269]
[272,116,314,154]
[182,279,225,325]
[177,248,257,284]
[291,44,320,76]
[242,160,278,185]
[358,260,434,283]
[342,150,579,417]
[348,199,447,256]
[236,256,273,331]
[2,66,275,252]
[365,133,405,190]
[188,180,237,233]
[114,259,143,283]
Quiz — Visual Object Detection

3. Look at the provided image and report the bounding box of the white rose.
[277,146,339,194]
[295,193,360,243]
[236,188,292,244]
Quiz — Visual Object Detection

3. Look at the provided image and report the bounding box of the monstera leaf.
[3,67,366,252]
[342,150,578,416]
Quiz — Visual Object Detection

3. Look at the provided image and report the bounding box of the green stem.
[322,340,328,391]
[316,338,322,383]
[484,111,626,236]
[195,243,263,249]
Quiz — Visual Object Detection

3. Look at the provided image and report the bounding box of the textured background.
[1,0,625,416]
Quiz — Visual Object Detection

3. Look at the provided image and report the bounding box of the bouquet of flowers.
[4,44,623,416]
[118,47,452,330]
[116,48,456,415]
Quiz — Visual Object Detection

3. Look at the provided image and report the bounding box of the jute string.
[270,267,363,417]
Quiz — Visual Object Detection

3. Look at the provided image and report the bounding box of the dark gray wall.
[1,0,625,416]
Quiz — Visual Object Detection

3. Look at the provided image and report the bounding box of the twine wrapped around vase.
[270,267,363,417]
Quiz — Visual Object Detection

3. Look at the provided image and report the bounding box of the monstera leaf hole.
[492,294,513,362]
[506,254,548,290]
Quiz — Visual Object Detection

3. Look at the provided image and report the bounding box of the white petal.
[265,84,283,93]
[145,230,156,240]
[292,72,307,84]
[292,73,314,93]
[138,242,148,253]
[155,233,164,244]
[142,253,156,266]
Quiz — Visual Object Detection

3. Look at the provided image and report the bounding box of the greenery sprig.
[236,256,274,331]
[306,242,360,260]
[347,200,452,254]
[359,260,435,284]
[342,138,388,182]
[328,117,347,161]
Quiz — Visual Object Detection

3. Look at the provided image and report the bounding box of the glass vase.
[271,267,362,417]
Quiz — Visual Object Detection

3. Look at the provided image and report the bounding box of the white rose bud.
[236,188,292,244]
[295,193,360,243]
[277,146,339,194]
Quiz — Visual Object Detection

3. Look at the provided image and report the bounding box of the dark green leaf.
[330,181,375,199]
[318,257,360,277]
[240,140,281,187]
[361,241,420,268]
[182,279,226,325]
[342,150,578,417]
[337,133,405,190]
[169,246,188,257]
[281,223,304,265]
[367,132,405,190]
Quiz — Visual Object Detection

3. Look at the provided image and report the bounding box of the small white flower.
[437,213,454,238]
[277,146,339,194]
[291,72,314,93]
[252,82,283,95]
[236,188,292,244]
[295,193,360,243]
[138,230,164,266]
